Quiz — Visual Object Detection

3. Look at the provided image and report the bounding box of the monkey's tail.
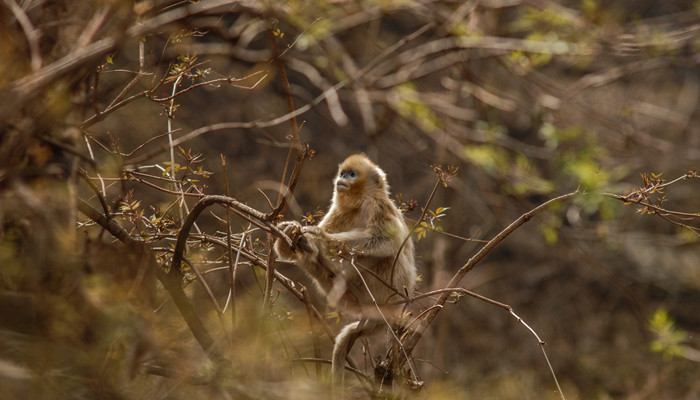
[333,317,381,399]
[331,320,360,388]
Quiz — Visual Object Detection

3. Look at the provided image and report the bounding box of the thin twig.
[78,200,221,358]
[150,72,265,102]
[391,190,579,369]
[390,178,441,284]
[4,0,42,71]
[123,83,345,166]
[171,195,296,279]
[221,155,237,332]
[400,285,567,399]
[263,25,306,311]
[348,258,419,383]
[123,130,182,158]
[153,246,223,315]
[187,232,337,342]
[78,169,110,218]
[125,171,205,198]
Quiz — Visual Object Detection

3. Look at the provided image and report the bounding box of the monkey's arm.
[323,221,406,259]
[273,222,338,294]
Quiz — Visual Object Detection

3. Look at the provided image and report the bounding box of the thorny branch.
[171,195,295,279]
[4,0,253,121]
[390,164,458,284]
[606,171,700,235]
[79,192,336,361]
[397,287,565,399]
[77,200,221,358]
[382,171,698,393]
[262,24,313,311]
[384,190,579,395]
[17,0,697,392]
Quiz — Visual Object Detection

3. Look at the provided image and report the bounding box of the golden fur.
[274,154,417,388]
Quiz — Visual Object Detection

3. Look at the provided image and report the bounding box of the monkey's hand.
[274,221,317,261]
[274,221,301,261]
[298,225,322,253]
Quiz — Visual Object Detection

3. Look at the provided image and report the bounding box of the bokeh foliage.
[1,0,699,399]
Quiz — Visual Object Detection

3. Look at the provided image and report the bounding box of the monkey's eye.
[341,169,358,179]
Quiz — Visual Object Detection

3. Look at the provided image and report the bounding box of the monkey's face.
[333,154,388,207]
[335,168,359,193]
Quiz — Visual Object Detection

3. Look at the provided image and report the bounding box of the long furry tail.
[331,320,361,388]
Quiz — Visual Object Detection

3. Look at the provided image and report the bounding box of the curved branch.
[3,0,255,122]
[390,178,440,284]
[78,200,221,358]
[79,169,110,218]
[4,0,42,71]
[189,232,337,341]
[171,195,295,278]
[392,190,579,365]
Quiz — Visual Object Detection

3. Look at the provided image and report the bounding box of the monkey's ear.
[371,170,382,185]
[370,166,387,188]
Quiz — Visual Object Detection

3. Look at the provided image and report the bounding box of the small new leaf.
[649,308,687,360]
[327,311,341,324]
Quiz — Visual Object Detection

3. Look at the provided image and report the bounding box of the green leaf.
[648,308,688,360]
[462,144,508,175]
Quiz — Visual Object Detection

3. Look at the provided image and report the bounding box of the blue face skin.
[336,169,358,192]
[340,169,358,180]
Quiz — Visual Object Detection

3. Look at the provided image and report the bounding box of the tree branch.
[389,190,579,369]
[78,199,221,359]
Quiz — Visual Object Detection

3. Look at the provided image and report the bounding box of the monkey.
[274,154,417,390]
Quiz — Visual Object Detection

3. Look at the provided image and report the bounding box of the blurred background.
[1,0,699,398]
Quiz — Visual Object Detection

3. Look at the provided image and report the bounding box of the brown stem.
[78,169,110,218]
[171,195,294,278]
[78,199,221,358]
[389,190,579,370]
[263,25,305,311]
[222,155,237,333]
[390,178,441,284]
